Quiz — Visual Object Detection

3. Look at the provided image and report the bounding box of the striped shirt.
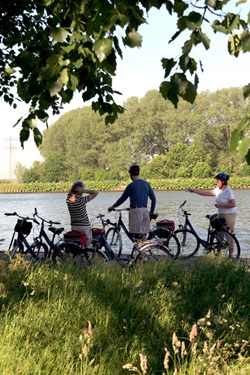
[66,194,91,227]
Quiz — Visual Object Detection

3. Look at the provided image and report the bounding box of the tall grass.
[0,256,249,374]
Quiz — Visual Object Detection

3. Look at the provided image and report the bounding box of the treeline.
[1,177,250,194]
[15,87,250,184]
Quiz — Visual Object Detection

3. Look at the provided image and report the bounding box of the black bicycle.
[31,208,67,260]
[5,211,42,260]
[174,201,240,260]
[105,208,180,258]
[93,214,175,266]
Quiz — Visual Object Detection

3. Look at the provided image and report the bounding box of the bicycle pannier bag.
[156,219,175,232]
[64,230,87,247]
[210,215,226,231]
[14,219,32,236]
[92,228,106,241]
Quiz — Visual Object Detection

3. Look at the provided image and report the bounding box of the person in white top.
[187,173,236,255]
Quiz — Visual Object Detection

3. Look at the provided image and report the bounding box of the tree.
[0,0,249,161]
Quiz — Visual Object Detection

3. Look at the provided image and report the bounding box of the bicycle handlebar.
[5,211,40,224]
[33,208,61,225]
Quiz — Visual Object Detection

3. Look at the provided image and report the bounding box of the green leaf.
[93,38,112,62]
[49,78,63,96]
[124,32,142,48]
[3,67,16,76]
[241,30,250,52]
[238,138,250,157]
[199,32,210,50]
[61,68,69,85]
[159,81,172,99]
[230,128,242,151]
[182,40,193,54]
[186,12,202,31]
[161,58,176,78]
[50,27,68,44]
[33,127,43,147]
[243,83,250,99]
[68,74,79,91]
[171,73,197,104]
[173,0,188,16]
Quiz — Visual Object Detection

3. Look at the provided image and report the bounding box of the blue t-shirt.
[113,179,156,213]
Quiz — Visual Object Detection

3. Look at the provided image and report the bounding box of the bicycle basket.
[210,214,226,231]
[14,219,32,235]
[64,231,86,247]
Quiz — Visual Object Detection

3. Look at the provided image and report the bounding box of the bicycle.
[31,207,68,261]
[174,200,240,260]
[4,211,43,260]
[94,212,179,264]
[105,208,180,258]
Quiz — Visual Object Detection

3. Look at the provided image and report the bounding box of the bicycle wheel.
[9,241,24,259]
[52,242,78,263]
[209,229,240,260]
[174,228,200,259]
[149,227,180,258]
[106,227,122,256]
[30,242,48,260]
[134,243,172,264]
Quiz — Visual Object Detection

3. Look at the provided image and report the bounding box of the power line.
[4,137,18,180]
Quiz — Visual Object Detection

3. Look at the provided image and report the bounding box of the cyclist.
[187,173,236,255]
[108,165,156,241]
[66,181,98,248]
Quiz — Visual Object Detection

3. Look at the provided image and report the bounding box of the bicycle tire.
[149,227,180,258]
[209,229,240,260]
[174,228,200,259]
[52,241,83,263]
[134,243,173,264]
[9,242,24,259]
[30,242,48,261]
[106,227,123,256]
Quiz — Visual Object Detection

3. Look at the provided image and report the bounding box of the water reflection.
[0,190,249,257]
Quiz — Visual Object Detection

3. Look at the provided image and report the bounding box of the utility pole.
[4,137,18,180]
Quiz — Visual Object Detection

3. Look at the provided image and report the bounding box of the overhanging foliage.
[0,0,249,161]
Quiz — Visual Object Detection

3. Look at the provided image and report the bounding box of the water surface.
[0,190,249,257]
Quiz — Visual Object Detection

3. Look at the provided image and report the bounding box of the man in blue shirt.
[108,165,156,240]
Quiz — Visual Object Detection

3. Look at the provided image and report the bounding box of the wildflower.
[163,348,170,370]
[189,324,198,341]
[139,353,147,374]
[172,332,181,354]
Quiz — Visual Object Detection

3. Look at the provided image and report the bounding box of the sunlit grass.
[0,256,249,374]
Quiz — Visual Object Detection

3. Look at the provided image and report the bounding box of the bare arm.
[188,188,214,196]
[83,189,98,201]
[215,199,236,209]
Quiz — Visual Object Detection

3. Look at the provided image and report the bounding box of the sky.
[0,2,249,179]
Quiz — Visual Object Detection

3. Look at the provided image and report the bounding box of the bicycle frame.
[108,208,134,243]
[94,213,149,265]
[176,200,240,259]
[32,208,64,257]
[179,208,210,249]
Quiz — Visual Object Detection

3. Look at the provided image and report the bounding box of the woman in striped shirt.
[66,181,98,247]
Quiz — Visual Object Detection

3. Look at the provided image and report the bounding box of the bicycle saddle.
[49,227,65,235]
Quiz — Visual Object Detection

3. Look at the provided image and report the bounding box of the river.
[0,190,249,258]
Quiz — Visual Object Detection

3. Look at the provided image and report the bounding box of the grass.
[0,256,249,374]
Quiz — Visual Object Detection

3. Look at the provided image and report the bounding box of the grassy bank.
[0,257,249,374]
[0,177,250,193]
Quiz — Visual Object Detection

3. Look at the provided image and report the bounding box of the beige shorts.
[218,212,236,233]
[129,207,150,235]
[71,224,93,247]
